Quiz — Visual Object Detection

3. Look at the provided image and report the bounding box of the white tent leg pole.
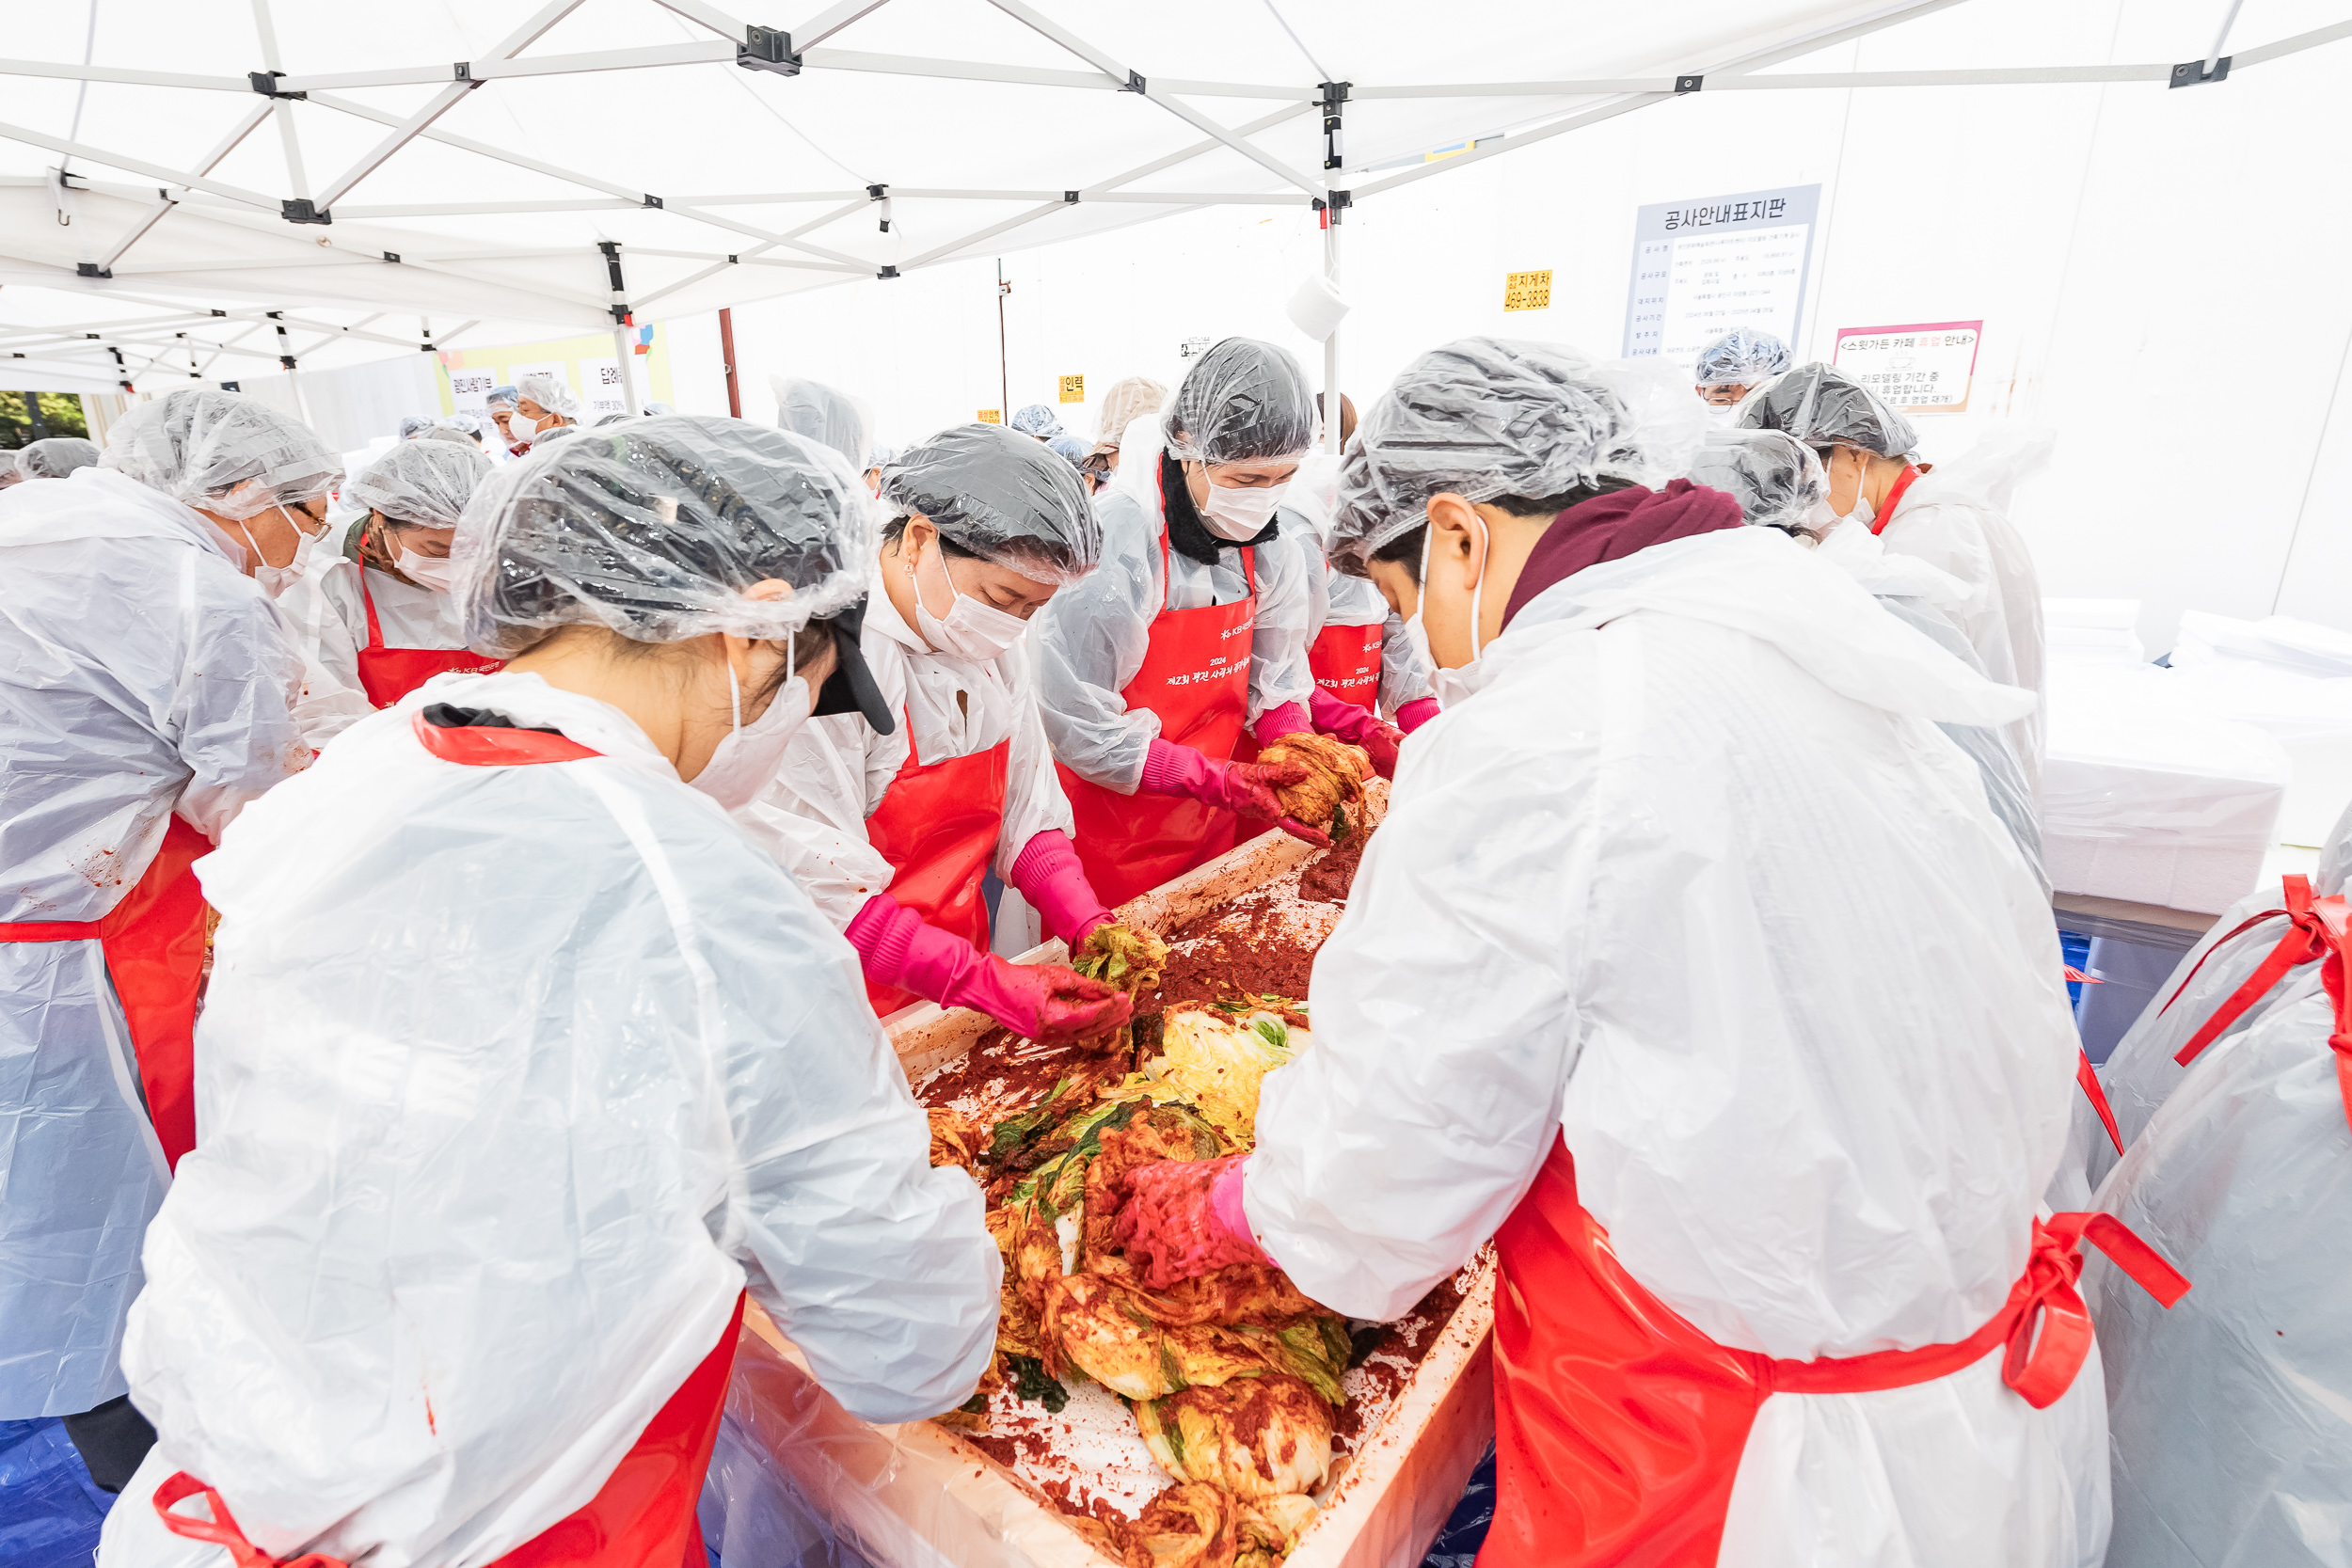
[612,323,642,415]
[1323,216,1341,455]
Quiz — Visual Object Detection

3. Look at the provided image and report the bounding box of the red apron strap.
[0,919,103,940]
[160,1294,747,1568]
[1867,463,1925,537]
[411,711,602,766]
[2165,876,2328,1066]
[2077,1048,2124,1157]
[356,538,388,655]
[2305,894,2352,1136]
[154,1473,351,1568]
[1995,1212,2190,1410]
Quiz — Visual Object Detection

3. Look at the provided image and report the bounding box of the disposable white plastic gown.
[0,466,304,1419]
[2077,795,2352,1194]
[1879,431,2051,797]
[1034,421,1315,789]
[274,517,469,747]
[744,574,1075,930]
[2087,855,2352,1563]
[1250,527,2107,1566]
[1814,519,2043,889]
[1284,451,1434,719]
[100,670,997,1568]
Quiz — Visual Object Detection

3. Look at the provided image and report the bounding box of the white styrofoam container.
[2042,663,2290,914]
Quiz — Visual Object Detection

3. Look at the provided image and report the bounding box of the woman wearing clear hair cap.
[746,421,1132,1043]
[1032,337,1328,907]
[0,388,324,1497]
[277,437,505,746]
[1739,361,2049,792]
[1106,338,2182,1568]
[100,416,999,1568]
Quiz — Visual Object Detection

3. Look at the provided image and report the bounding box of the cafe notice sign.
[1832,322,1983,413]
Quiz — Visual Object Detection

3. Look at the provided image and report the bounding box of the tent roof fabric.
[2,1,2344,388]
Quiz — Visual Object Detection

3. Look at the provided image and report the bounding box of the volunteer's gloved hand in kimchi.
[848,893,1131,1043]
[1310,687,1406,781]
[1008,830,1116,946]
[1138,737,1329,849]
[1111,1153,1270,1289]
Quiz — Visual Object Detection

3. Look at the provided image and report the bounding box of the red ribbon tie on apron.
[157,1294,745,1568]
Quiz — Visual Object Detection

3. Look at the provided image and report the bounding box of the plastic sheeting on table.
[2042,662,2288,914]
[697,1324,1025,1568]
[1416,1442,1494,1568]
[0,1417,114,1568]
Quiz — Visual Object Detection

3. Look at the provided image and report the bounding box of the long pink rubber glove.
[1252,700,1311,746]
[1009,830,1116,946]
[1396,696,1440,733]
[1138,737,1327,849]
[847,893,1130,1043]
[1309,687,1406,781]
[1112,1153,1270,1289]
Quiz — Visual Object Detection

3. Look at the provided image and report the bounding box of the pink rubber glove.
[1112,1154,1270,1289]
[1396,696,1441,734]
[1009,830,1116,946]
[1138,738,1328,849]
[1252,700,1311,746]
[847,894,1130,1043]
[1310,687,1406,781]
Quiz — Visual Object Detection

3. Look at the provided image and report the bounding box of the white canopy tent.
[6,0,2342,447]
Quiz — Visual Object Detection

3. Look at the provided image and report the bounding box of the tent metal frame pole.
[978,0,1327,193]
[648,0,747,40]
[868,102,1315,274]
[718,305,741,417]
[248,0,311,201]
[311,0,588,212]
[1350,0,1971,203]
[791,0,898,49]
[629,196,873,311]
[601,240,644,416]
[0,121,277,209]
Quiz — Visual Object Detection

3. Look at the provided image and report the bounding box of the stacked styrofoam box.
[2044,598,2147,667]
[2165,611,2352,847]
[2042,656,2289,915]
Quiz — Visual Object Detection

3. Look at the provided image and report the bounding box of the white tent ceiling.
[3,0,2342,393]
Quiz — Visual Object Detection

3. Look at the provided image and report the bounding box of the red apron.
[0,813,215,1170]
[355,562,502,708]
[1480,1135,2188,1568]
[154,718,739,1568]
[862,711,1012,1016]
[156,1293,745,1568]
[1308,620,1383,714]
[1056,523,1258,910]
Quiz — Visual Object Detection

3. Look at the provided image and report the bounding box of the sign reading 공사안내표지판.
[1832,322,1983,413]
[1621,184,1820,376]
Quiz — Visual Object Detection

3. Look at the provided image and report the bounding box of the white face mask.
[241,506,315,600]
[1408,515,1494,709]
[395,545,460,594]
[1200,477,1289,542]
[912,541,1028,663]
[690,641,813,811]
[503,408,543,448]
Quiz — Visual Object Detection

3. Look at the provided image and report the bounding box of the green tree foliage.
[0,392,91,448]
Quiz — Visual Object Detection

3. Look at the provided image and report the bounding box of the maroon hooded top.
[1500,479,1746,632]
